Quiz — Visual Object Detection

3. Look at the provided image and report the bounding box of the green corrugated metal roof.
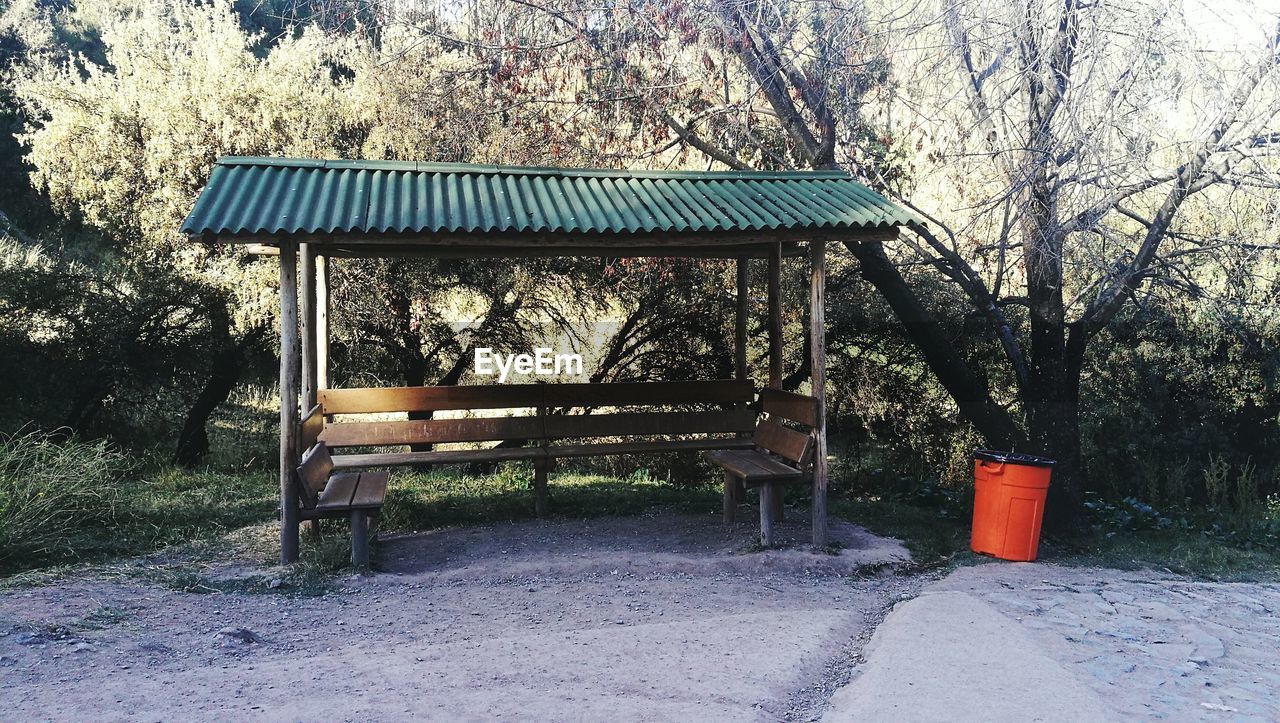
[181,156,919,239]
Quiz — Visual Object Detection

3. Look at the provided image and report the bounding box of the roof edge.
[214,156,855,180]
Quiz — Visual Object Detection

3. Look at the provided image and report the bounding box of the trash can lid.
[974,449,1056,467]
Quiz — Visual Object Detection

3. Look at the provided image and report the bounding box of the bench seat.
[297,444,387,567]
[703,449,803,484]
[704,390,820,546]
[308,470,389,513]
[301,381,761,529]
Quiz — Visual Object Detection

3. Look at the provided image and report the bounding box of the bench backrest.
[753,389,819,466]
[314,380,756,449]
[295,442,334,509]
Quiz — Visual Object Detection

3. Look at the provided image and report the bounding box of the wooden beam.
[300,243,318,410]
[319,380,753,415]
[723,471,738,523]
[735,256,749,382]
[533,457,549,518]
[759,483,775,547]
[278,239,301,564]
[810,238,829,547]
[767,242,783,389]
[246,243,279,256]
[350,510,370,568]
[317,244,808,260]
[316,254,330,391]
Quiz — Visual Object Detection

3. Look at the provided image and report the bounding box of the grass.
[2,426,1278,585]
[1044,529,1280,582]
[0,465,279,576]
[382,466,719,531]
[831,495,969,566]
[829,490,1280,581]
[0,432,128,564]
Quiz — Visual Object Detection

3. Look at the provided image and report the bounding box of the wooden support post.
[533,458,549,518]
[723,471,738,523]
[767,243,785,519]
[735,256,748,382]
[278,239,301,564]
[316,254,330,391]
[767,242,783,390]
[350,510,369,568]
[810,238,829,547]
[759,483,775,547]
[301,243,318,411]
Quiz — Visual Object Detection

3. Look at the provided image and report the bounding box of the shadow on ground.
[372,511,912,582]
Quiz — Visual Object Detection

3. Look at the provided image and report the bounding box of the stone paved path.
[826,562,1280,721]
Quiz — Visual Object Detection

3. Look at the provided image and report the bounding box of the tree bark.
[175,325,264,467]
[843,236,1026,449]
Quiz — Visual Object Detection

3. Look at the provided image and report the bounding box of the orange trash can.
[971,450,1054,562]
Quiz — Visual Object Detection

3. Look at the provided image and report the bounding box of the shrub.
[0,431,127,563]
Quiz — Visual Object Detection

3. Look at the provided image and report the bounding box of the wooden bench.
[704,389,819,546]
[299,380,757,516]
[295,442,387,566]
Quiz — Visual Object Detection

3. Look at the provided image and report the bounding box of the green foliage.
[0,431,127,564]
[1082,302,1280,510]
[0,239,242,445]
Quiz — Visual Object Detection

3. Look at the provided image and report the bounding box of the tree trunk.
[1025,356,1085,534]
[175,326,263,467]
[843,237,1026,450]
[62,385,109,438]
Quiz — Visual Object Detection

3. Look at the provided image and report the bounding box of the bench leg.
[759,483,775,547]
[308,519,322,541]
[533,458,549,518]
[350,510,370,568]
[723,471,739,523]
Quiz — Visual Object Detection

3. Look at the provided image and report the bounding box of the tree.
[479,0,1280,530]
[886,1,1280,528]
[10,0,370,461]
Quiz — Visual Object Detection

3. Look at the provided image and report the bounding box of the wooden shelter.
[182,157,918,563]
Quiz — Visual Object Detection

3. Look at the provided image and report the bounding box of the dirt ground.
[0,512,917,721]
[6,514,1279,721]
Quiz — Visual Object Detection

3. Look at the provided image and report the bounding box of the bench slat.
[753,419,813,465]
[320,380,755,416]
[320,416,544,448]
[549,437,754,458]
[349,471,388,509]
[546,380,754,407]
[301,404,324,450]
[331,446,547,469]
[760,389,819,427]
[315,472,361,511]
[295,443,333,509]
[544,409,755,439]
[321,385,545,415]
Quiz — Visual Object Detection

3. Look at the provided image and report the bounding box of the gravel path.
[0,512,912,721]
